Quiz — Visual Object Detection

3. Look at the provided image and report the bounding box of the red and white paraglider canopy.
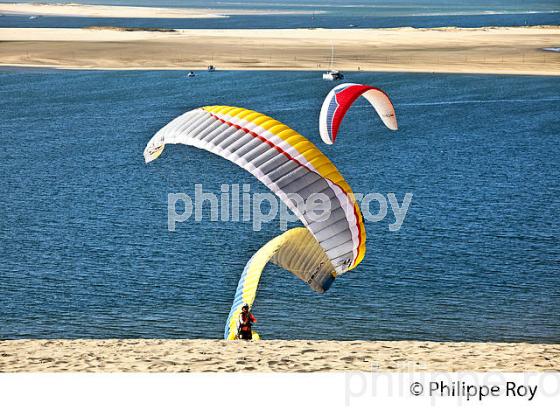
[319,83,398,145]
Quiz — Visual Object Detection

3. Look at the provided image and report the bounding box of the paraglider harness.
[238,309,255,339]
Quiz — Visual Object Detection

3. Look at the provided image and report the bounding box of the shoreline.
[1,339,559,372]
[0,3,321,18]
[1,63,559,77]
[0,26,558,75]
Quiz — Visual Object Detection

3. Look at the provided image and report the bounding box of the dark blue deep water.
[1,69,559,341]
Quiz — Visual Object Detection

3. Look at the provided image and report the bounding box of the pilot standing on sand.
[238,304,257,340]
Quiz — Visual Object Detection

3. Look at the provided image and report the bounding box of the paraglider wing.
[224,227,335,340]
[144,106,366,276]
[319,83,398,145]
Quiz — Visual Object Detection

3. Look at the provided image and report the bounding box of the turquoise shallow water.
[0,69,559,341]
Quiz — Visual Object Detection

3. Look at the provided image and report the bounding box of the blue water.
[1,69,559,342]
[1,0,559,28]
[2,12,559,29]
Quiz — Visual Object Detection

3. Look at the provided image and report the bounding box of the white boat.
[207,65,216,72]
[187,71,196,78]
[322,70,344,81]
[323,45,343,81]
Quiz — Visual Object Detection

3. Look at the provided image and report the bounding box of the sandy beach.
[0,26,558,75]
[1,339,558,372]
[0,3,319,18]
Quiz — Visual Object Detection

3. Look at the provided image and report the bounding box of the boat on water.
[207,65,216,72]
[323,46,343,81]
[323,70,344,81]
[187,71,196,78]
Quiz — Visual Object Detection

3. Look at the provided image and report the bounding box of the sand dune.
[0,26,558,75]
[0,339,558,372]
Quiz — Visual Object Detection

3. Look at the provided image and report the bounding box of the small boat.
[322,69,344,81]
[28,15,40,20]
[207,65,216,72]
[322,46,343,81]
[187,71,196,78]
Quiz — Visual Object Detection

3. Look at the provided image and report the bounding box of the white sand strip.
[0,26,558,75]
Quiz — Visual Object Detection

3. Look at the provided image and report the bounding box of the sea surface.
[1,0,559,29]
[0,69,559,342]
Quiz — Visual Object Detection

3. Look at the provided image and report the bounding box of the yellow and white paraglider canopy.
[144,105,366,275]
[144,106,368,340]
[224,227,335,340]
